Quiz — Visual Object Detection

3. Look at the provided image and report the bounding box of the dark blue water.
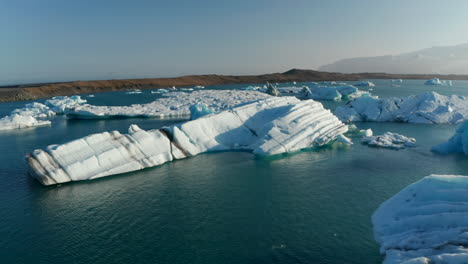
[1,80,468,263]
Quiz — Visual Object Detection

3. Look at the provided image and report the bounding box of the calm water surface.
[1,80,468,263]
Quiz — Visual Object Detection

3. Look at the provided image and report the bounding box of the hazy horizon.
[3,0,468,85]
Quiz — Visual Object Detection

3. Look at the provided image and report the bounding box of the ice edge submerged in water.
[372,174,468,264]
[26,97,348,185]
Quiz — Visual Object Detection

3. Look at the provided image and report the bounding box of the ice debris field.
[1,78,468,263]
[335,91,467,124]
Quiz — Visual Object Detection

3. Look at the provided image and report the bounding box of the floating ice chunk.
[266,83,280,96]
[355,81,375,87]
[424,78,443,85]
[67,90,271,119]
[151,89,169,94]
[44,95,87,114]
[359,128,373,137]
[27,97,348,185]
[362,132,416,149]
[335,92,467,124]
[11,102,55,118]
[87,94,95,98]
[241,86,261,91]
[392,79,403,83]
[372,174,468,264]
[126,89,142,94]
[336,134,353,145]
[0,114,51,131]
[194,85,205,89]
[432,121,468,155]
[189,103,215,120]
[307,86,342,101]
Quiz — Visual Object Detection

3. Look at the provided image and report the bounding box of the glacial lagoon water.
[1,80,468,263]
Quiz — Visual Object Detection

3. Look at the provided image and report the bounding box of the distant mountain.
[319,43,468,74]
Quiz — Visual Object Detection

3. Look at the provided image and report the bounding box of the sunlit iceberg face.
[26,96,348,185]
[335,92,467,124]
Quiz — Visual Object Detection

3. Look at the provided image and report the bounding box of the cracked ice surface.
[67,90,271,119]
[335,92,467,124]
[26,96,348,185]
[372,174,468,264]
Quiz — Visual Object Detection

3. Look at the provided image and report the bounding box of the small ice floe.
[336,134,353,145]
[240,86,261,91]
[372,174,468,263]
[194,85,205,89]
[355,81,375,87]
[335,91,467,124]
[391,79,403,83]
[126,89,142,94]
[432,120,468,155]
[189,103,215,120]
[87,94,95,98]
[151,89,169,94]
[362,132,416,149]
[424,77,443,85]
[0,114,51,131]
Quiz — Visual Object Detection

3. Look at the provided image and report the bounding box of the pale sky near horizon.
[2,0,468,84]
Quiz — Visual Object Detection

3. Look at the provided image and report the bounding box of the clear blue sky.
[2,0,468,84]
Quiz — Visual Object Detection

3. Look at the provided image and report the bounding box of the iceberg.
[151,89,169,94]
[432,121,468,155]
[372,174,468,264]
[0,114,51,131]
[335,92,467,124]
[26,97,348,185]
[355,81,376,87]
[189,103,215,120]
[266,83,280,96]
[11,102,55,118]
[424,77,443,85]
[0,96,86,130]
[125,89,142,94]
[44,95,87,114]
[67,90,271,119]
[300,85,373,101]
[362,132,416,149]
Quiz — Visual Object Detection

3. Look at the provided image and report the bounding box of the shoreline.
[2,69,468,102]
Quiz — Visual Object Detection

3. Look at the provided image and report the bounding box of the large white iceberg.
[0,96,86,131]
[26,97,348,185]
[372,174,468,264]
[335,92,467,124]
[432,121,468,155]
[67,90,271,119]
